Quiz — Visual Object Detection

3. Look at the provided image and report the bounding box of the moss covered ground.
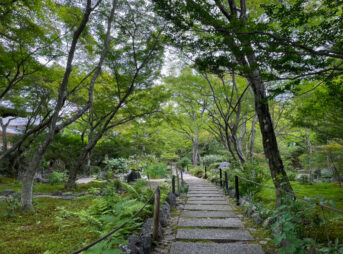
[254,180,343,242]
[0,177,107,193]
[0,196,98,254]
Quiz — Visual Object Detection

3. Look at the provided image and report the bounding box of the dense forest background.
[0,0,343,253]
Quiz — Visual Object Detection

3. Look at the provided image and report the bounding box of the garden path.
[169,174,265,254]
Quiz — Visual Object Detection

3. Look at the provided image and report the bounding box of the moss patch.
[0,196,98,254]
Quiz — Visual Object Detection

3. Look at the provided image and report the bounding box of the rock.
[119,244,131,254]
[0,189,16,196]
[259,241,268,245]
[262,216,276,229]
[51,190,63,196]
[140,218,163,241]
[141,234,152,254]
[166,192,176,208]
[218,162,230,169]
[127,235,144,254]
[252,212,264,225]
[34,172,48,183]
[98,171,107,180]
[159,202,171,227]
[126,170,141,182]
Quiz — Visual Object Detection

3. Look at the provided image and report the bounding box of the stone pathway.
[170,174,264,254]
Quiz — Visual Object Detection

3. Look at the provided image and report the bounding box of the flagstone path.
[170,174,264,254]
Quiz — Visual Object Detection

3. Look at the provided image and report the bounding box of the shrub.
[48,171,65,185]
[287,172,296,181]
[190,167,204,178]
[2,192,21,218]
[202,154,225,166]
[144,163,168,179]
[176,157,191,170]
[103,157,128,174]
[209,162,221,170]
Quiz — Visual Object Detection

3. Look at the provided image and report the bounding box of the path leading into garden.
[170,174,264,254]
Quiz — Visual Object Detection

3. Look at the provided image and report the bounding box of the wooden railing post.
[181,169,183,184]
[225,171,228,191]
[204,166,207,179]
[172,175,175,194]
[219,168,222,187]
[153,186,160,241]
[235,175,239,205]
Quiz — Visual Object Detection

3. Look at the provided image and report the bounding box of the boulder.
[126,170,141,182]
[159,202,171,227]
[262,216,276,229]
[0,189,16,196]
[166,192,176,208]
[252,212,264,225]
[141,235,152,254]
[140,218,163,241]
[127,235,144,254]
[34,172,48,183]
[51,190,63,196]
[218,162,230,169]
[98,171,107,180]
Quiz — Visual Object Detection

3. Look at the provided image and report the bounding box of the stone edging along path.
[169,174,265,254]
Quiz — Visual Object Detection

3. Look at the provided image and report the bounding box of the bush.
[176,157,191,170]
[144,163,168,179]
[209,162,221,170]
[103,157,128,174]
[190,167,204,178]
[48,171,65,185]
[203,154,225,166]
[287,172,296,181]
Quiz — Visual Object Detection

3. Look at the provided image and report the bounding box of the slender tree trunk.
[246,67,293,204]
[249,114,258,162]
[20,0,116,210]
[192,136,199,167]
[306,129,313,183]
[231,135,246,163]
[66,134,101,189]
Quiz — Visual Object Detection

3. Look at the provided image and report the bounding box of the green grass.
[255,180,343,242]
[0,177,107,194]
[0,196,98,254]
[255,180,343,211]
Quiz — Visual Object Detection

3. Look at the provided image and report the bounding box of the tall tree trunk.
[231,135,246,163]
[20,0,116,210]
[249,114,258,162]
[247,68,293,204]
[192,136,199,167]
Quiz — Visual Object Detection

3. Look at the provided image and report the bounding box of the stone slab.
[170,242,264,254]
[188,197,227,201]
[184,205,232,211]
[187,200,228,205]
[188,190,221,193]
[178,218,243,228]
[182,211,237,218]
[176,229,253,241]
[188,193,226,197]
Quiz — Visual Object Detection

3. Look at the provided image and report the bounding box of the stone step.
[170,242,265,254]
[187,200,228,205]
[188,193,226,197]
[178,218,243,228]
[184,205,232,211]
[188,197,227,201]
[176,228,254,241]
[182,211,237,218]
